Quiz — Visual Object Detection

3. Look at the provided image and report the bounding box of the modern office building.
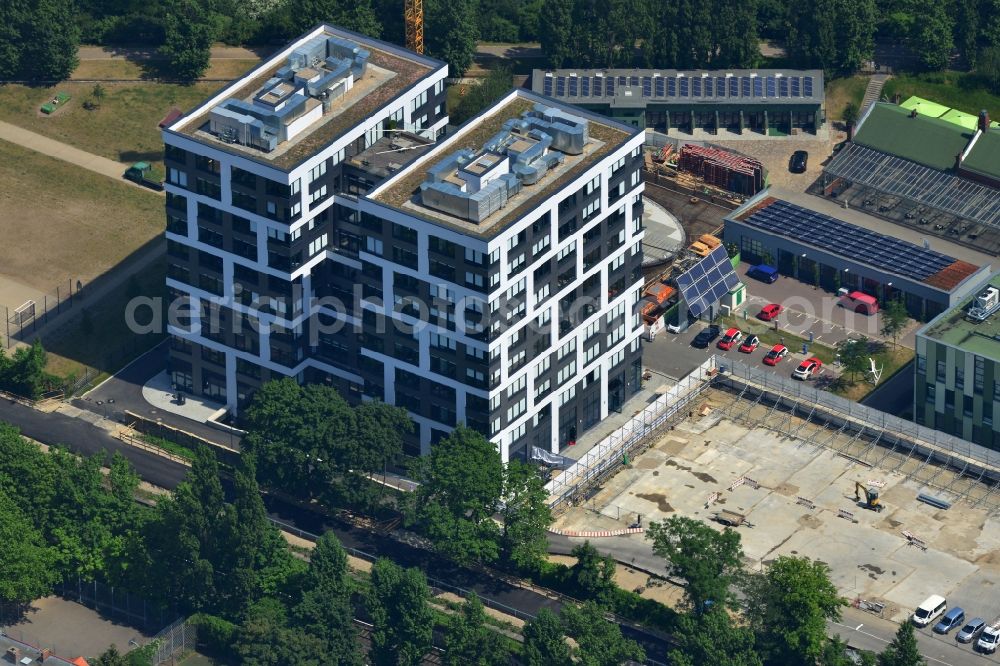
[361,91,647,461]
[915,272,1000,450]
[724,190,989,320]
[162,25,646,460]
[531,68,825,135]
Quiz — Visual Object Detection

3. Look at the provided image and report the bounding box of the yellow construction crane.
[405,0,424,54]
[854,482,884,512]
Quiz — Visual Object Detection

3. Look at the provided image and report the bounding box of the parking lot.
[553,389,1000,637]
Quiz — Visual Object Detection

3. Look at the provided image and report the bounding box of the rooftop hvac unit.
[967,286,1000,322]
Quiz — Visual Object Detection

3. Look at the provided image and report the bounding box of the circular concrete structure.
[642,199,685,267]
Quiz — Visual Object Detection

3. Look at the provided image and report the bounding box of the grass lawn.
[71,58,261,82]
[826,344,914,402]
[883,71,1000,119]
[43,258,166,384]
[0,140,164,292]
[826,75,869,120]
[0,81,218,172]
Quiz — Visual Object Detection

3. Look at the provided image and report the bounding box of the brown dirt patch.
[636,493,674,513]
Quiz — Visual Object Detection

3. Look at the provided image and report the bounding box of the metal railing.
[545,357,718,510]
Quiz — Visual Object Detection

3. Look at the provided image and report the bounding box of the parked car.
[957,617,986,643]
[738,335,760,353]
[790,150,808,173]
[717,328,743,350]
[747,264,779,283]
[763,344,788,366]
[933,607,965,634]
[977,625,999,653]
[913,595,947,627]
[792,357,823,380]
[758,303,783,321]
[691,325,721,348]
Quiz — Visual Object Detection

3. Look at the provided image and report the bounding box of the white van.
[912,595,947,627]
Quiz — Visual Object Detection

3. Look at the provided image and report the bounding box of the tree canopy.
[646,515,744,612]
[442,593,510,666]
[877,621,925,666]
[368,559,434,666]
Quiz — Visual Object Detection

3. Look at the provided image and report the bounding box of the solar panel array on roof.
[790,76,800,96]
[779,77,788,96]
[825,143,1000,228]
[568,76,577,96]
[556,76,565,96]
[676,245,742,318]
[692,77,702,96]
[540,70,823,102]
[753,76,763,97]
[606,77,614,96]
[740,199,960,281]
[680,77,689,96]
[642,77,652,96]
[803,76,813,96]
[705,77,713,96]
[581,76,590,96]
[655,77,665,96]
[543,75,552,96]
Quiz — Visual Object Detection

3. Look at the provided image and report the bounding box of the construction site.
[546,357,1000,625]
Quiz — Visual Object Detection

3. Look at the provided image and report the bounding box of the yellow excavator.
[854,482,885,512]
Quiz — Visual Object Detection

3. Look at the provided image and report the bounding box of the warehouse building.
[162,25,647,459]
[915,272,1000,449]
[531,68,825,135]
[725,191,989,320]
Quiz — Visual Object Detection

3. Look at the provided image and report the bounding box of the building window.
[365,237,383,256]
[916,354,926,375]
[936,359,946,383]
[974,356,984,394]
[956,368,965,391]
[926,384,935,403]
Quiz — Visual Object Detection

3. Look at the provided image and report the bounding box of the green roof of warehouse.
[939,108,979,130]
[899,95,950,118]
[853,103,974,172]
[963,130,1000,180]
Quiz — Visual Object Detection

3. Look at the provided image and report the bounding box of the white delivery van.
[912,595,947,627]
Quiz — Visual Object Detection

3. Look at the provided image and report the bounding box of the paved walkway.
[0,121,151,187]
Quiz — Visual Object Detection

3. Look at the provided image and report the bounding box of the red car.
[793,357,823,380]
[717,328,743,350]
[763,344,788,366]
[738,334,760,353]
[758,303,783,321]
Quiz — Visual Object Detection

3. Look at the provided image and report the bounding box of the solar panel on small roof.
[543,76,552,96]
[668,77,677,96]
[705,77,713,96]
[790,76,800,96]
[779,77,788,96]
[642,76,652,96]
[618,75,626,87]
[556,76,565,96]
[581,77,590,96]
[803,76,813,96]
[753,77,763,97]
[655,77,665,96]
[630,75,639,86]
[729,77,739,97]
[766,76,775,97]
[741,77,751,97]
[606,77,615,95]
[716,76,726,96]
[568,76,577,96]
[677,246,740,318]
[680,77,689,96]
[692,77,701,96]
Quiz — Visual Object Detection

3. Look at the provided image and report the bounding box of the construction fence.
[55,576,174,633]
[713,356,1000,511]
[2,279,80,348]
[147,616,197,665]
[545,357,718,511]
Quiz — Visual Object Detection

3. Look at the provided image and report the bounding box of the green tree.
[646,516,744,613]
[0,339,49,399]
[410,425,503,564]
[347,400,412,507]
[837,337,869,383]
[822,635,876,666]
[786,0,838,71]
[159,0,214,82]
[712,0,760,67]
[667,609,763,666]
[877,621,925,666]
[293,532,361,665]
[234,598,327,666]
[499,460,552,572]
[426,0,479,77]
[522,608,573,666]
[451,66,514,124]
[280,0,382,38]
[568,541,617,601]
[442,593,510,666]
[243,379,356,500]
[0,0,79,81]
[667,610,762,666]
[842,102,859,128]
[979,46,1000,93]
[562,602,645,666]
[880,299,909,347]
[913,0,955,70]
[91,645,129,666]
[743,556,846,664]
[0,489,57,603]
[539,0,574,67]
[368,559,434,666]
[832,0,877,73]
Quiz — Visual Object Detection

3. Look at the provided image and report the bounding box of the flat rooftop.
[964,130,1000,182]
[167,25,442,171]
[730,193,983,290]
[345,131,435,180]
[370,90,637,238]
[853,103,974,172]
[919,272,1000,361]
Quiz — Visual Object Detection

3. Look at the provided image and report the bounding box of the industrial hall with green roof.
[816,99,1000,255]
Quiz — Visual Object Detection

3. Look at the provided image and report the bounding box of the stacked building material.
[678,145,766,196]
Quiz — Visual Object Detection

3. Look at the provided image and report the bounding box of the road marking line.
[856,623,864,630]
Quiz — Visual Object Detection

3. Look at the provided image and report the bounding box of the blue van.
[747,264,779,283]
